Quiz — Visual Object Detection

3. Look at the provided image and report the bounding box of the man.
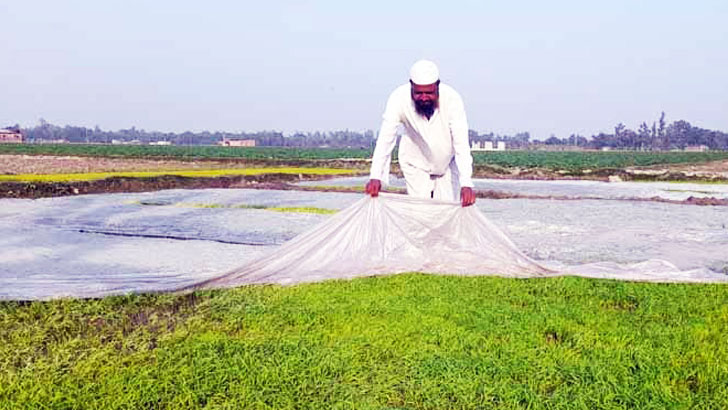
[365,60,476,207]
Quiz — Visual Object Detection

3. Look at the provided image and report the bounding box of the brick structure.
[0,129,23,144]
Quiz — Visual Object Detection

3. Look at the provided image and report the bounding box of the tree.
[591,132,614,149]
[658,112,667,150]
[637,122,652,151]
[545,135,562,145]
[666,120,692,149]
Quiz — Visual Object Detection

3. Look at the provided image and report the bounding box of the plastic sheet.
[3,189,727,300]
[190,193,728,290]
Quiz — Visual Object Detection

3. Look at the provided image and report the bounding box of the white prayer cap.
[409,60,439,85]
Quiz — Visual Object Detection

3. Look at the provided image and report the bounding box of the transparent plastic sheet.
[189,193,728,291]
[3,191,727,301]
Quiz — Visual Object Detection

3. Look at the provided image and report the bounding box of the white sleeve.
[369,91,402,185]
[449,92,474,188]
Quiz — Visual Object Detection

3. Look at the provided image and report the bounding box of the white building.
[220,138,256,147]
[685,145,709,152]
[471,140,506,151]
[0,129,23,144]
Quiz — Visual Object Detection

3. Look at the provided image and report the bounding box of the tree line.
[7,113,728,150]
[471,113,728,151]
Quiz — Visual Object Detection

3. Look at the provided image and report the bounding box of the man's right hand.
[365,179,381,197]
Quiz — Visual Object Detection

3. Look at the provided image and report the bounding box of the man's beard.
[414,100,437,118]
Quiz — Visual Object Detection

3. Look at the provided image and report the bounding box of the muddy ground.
[1,154,727,205]
[0,174,334,199]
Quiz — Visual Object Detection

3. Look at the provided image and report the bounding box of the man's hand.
[461,187,476,207]
[365,179,382,197]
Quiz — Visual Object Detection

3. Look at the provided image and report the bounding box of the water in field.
[298,176,728,201]
[1,184,727,299]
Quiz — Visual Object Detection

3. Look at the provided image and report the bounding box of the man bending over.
[365,60,476,206]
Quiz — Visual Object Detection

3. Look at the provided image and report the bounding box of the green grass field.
[2,275,727,409]
[0,167,357,183]
[471,150,728,171]
[0,144,374,161]
[3,144,728,171]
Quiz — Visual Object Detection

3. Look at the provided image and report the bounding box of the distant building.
[685,145,709,152]
[149,141,172,146]
[39,139,69,144]
[0,129,23,144]
[471,140,505,151]
[111,139,143,145]
[220,138,256,147]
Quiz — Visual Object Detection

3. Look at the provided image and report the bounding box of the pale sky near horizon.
[1,0,727,140]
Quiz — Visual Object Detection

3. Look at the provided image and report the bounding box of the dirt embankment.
[0,174,338,199]
[472,163,728,183]
[0,154,367,199]
[4,173,727,206]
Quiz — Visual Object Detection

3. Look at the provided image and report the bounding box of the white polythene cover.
[191,193,728,290]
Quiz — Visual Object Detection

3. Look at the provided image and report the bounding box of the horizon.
[8,113,723,142]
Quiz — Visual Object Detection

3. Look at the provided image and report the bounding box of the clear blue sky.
[2,0,727,139]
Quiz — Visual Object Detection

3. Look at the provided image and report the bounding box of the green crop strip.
[266,206,338,214]
[0,167,356,183]
[0,144,375,160]
[471,150,728,171]
[132,201,338,214]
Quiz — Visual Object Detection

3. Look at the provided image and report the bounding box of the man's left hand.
[461,187,476,207]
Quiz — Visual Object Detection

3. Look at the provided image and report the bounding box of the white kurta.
[369,83,474,201]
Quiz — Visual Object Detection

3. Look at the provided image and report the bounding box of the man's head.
[409,60,440,118]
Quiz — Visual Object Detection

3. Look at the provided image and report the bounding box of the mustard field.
[0,167,357,183]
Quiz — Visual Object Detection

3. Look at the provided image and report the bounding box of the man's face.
[411,81,439,118]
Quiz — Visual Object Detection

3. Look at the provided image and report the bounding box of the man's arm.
[367,89,402,196]
[448,91,475,206]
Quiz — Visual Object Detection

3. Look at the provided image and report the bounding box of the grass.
[2,274,727,409]
[0,144,374,161]
[471,151,728,172]
[0,167,357,183]
[262,206,337,214]
[133,200,338,215]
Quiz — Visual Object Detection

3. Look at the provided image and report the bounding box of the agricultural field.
[2,275,728,409]
[0,167,356,183]
[3,144,728,172]
[0,144,373,161]
[2,146,728,200]
[471,150,728,172]
[2,145,728,408]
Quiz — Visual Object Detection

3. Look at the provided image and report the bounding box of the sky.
[1,0,727,140]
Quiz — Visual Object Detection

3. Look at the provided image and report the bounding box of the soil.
[625,160,728,180]
[472,163,728,183]
[1,154,727,206]
[0,174,335,199]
